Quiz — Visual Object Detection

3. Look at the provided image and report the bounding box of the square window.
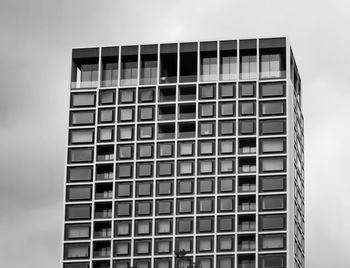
[198,160,214,174]
[155,259,171,268]
[196,236,213,252]
[218,177,235,193]
[239,83,255,97]
[197,217,213,233]
[178,142,194,156]
[199,141,214,155]
[115,202,131,217]
[156,199,173,215]
[219,140,235,155]
[200,84,215,99]
[198,179,214,194]
[200,103,215,118]
[220,83,235,98]
[114,221,131,236]
[136,201,152,216]
[118,126,134,141]
[99,90,115,105]
[177,199,193,214]
[138,125,154,140]
[135,220,152,236]
[119,89,135,103]
[134,240,151,255]
[118,108,134,122]
[197,198,214,213]
[137,143,154,159]
[113,260,131,268]
[137,162,153,177]
[98,109,114,123]
[117,145,133,160]
[139,87,155,103]
[138,106,154,121]
[98,127,114,142]
[136,182,153,197]
[178,179,194,195]
[157,161,174,177]
[158,143,174,158]
[116,183,132,198]
[176,237,193,252]
[176,218,193,234]
[219,197,235,212]
[155,239,172,255]
[219,120,235,136]
[157,181,173,196]
[199,122,215,137]
[219,159,235,173]
[156,219,172,235]
[116,163,133,179]
[239,102,255,116]
[178,161,194,176]
[218,216,234,232]
[239,120,255,135]
[217,236,234,251]
[220,102,235,117]
[114,241,130,256]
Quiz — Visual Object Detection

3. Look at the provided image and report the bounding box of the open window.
[101,46,118,87]
[220,40,237,80]
[160,43,177,84]
[120,46,138,86]
[239,40,257,80]
[180,43,197,82]
[140,44,157,85]
[260,38,286,79]
[71,48,99,88]
[200,41,217,81]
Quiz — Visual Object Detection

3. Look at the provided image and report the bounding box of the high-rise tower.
[63,37,305,268]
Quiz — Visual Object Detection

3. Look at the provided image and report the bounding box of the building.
[62,37,305,268]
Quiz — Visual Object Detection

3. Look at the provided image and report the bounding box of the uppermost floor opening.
[70,38,294,89]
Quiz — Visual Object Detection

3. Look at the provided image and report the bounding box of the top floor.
[70,37,301,96]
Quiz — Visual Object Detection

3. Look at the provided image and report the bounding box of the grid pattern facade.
[63,38,305,268]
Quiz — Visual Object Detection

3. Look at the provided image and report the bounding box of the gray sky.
[1,0,350,267]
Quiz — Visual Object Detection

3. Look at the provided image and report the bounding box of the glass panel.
[200,41,217,81]
[120,46,138,86]
[101,46,118,87]
[140,45,158,85]
[160,43,177,84]
[220,40,237,80]
[71,48,99,88]
[180,42,197,82]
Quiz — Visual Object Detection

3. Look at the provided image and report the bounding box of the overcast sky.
[1,0,350,267]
